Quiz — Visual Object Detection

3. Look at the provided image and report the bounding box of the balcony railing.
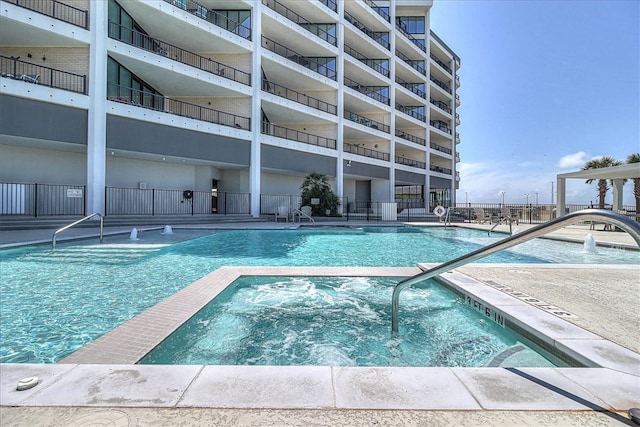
[344,12,390,50]
[108,22,251,86]
[262,0,337,46]
[344,44,389,78]
[108,83,251,130]
[262,36,337,80]
[430,165,452,175]
[396,76,426,99]
[395,19,426,53]
[395,50,426,76]
[344,143,389,161]
[430,76,452,94]
[430,142,452,155]
[456,132,461,144]
[6,0,88,29]
[262,122,336,149]
[0,55,87,94]
[430,119,451,134]
[430,53,451,74]
[319,0,337,13]
[430,98,451,114]
[344,111,389,133]
[161,0,251,40]
[396,104,426,122]
[362,0,390,22]
[395,130,425,146]
[263,79,337,115]
[396,156,426,169]
[456,113,460,125]
[344,77,390,105]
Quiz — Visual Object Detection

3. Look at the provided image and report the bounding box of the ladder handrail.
[391,209,640,334]
[292,208,316,225]
[52,213,104,249]
[488,216,513,236]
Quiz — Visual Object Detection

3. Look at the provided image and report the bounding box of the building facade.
[0,0,460,217]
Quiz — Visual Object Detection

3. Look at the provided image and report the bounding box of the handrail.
[488,217,513,236]
[52,213,104,249]
[391,209,640,334]
[292,208,315,225]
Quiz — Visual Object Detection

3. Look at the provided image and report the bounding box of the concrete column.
[335,0,345,203]
[249,5,262,217]
[556,177,566,217]
[387,0,396,202]
[612,179,624,211]
[86,0,108,215]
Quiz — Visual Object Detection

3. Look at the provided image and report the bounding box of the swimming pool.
[1,226,638,363]
[140,276,567,368]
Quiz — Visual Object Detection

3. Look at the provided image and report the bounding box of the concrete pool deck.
[1,220,639,426]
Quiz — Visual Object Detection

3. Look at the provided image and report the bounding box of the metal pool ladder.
[391,209,640,334]
[52,213,104,250]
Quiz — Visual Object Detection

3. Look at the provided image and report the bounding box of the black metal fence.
[7,0,88,29]
[0,183,85,216]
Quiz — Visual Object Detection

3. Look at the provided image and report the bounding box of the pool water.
[140,276,564,367]
[1,226,637,363]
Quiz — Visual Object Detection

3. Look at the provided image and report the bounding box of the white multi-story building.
[0,0,460,218]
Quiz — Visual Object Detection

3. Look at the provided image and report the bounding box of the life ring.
[182,190,193,200]
[433,205,446,217]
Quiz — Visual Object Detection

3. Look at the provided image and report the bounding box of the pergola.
[556,163,640,216]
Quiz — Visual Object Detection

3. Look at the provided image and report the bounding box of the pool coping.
[2,266,638,411]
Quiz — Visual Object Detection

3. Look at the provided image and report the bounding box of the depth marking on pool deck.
[484,280,578,319]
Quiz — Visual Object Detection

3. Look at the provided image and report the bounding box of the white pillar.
[86,0,108,215]
[556,177,566,217]
[249,5,262,217]
[335,0,345,203]
[612,179,624,211]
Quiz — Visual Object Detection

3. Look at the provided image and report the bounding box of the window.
[107,57,162,109]
[397,16,425,34]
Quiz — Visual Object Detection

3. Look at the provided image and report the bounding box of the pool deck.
[1,220,639,426]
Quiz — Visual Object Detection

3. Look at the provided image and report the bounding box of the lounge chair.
[473,208,491,223]
[275,205,290,222]
[500,207,518,225]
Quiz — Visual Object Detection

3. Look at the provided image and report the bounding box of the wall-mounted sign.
[67,189,83,198]
[311,198,320,205]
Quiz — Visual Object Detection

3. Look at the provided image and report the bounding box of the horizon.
[430,0,639,205]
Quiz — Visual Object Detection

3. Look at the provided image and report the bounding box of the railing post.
[83,185,86,216]
[152,188,155,216]
[34,183,38,218]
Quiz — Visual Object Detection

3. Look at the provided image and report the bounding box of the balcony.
[161,0,251,40]
[262,0,337,46]
[108,83,250,130]
[1,55,87,94]
[430,53,451,74]
[395,130,425,146]
[263,79,337,115]
[430,76,452,94]
[362,0,390,22]
[430,120,451,134]
[262,36,337,80]
[344,44,389,78]
[345,143,389,161]
[430,142,452,155]
[344,110,389,133]
[395,19,426,53]
[456,93,460,106]
[396,156,426,169]
[396,104,426,122]
[456,132,461,144]
[344,76,390,105]
[319,0,337,13]
[262,122,336,149]
[344,12,390,50]
[396,76,426,99]
[430,165,452,175]
[5,0,88,29]
[109,22,251,86]
[456,152,461,163]
[396,50,426,76]
[430,98,451,114]
[456,113,460,125]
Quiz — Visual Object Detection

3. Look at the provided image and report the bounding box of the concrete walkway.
[1,220,638,426]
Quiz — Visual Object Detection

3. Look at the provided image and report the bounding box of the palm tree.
[300,172,340,216]
[582,156,622,208]
[627,153,640,214]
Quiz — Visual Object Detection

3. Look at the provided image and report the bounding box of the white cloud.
[557,151,590,169]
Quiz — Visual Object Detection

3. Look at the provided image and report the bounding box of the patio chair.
[500,207,518,225]
[473,208,491,223]
[275,205,290,222]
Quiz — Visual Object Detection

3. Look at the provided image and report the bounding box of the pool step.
[17,244,164,264]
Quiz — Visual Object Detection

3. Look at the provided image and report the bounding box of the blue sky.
[430,0,639,205]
